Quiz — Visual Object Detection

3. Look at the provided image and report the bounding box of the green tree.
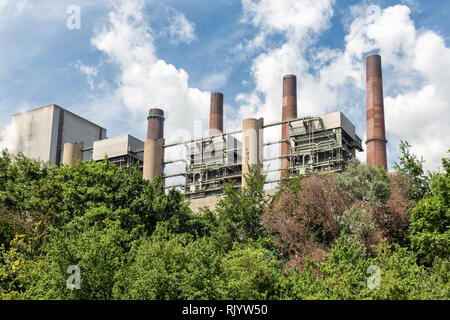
[394,141,431,201]
[281,234,449,300]
[339,207,376,245]
[335,158,391,206]
[0,151,202,298]
[208,166,272,252]
[409,151,450,265]
[113,225,226,300]
[222,244,283,300]
[9,219,130,300]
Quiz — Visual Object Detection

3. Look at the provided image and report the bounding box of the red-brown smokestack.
[366,54,387,170]
[281,74,297,177]
[209,92,223,136]
[147,108,164,140]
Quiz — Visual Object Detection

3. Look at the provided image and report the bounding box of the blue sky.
[0,0,449,173]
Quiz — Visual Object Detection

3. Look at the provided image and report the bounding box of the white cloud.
[75,60,98,90]
[335,4,450,172]
[168,12,196,44]
[0,0,32,17]
[238,0,335,120]
[237,0,336,174]
[242,0,334,40]
[91,0,210,145]
[0,121,19,153]
[199,71,230,91]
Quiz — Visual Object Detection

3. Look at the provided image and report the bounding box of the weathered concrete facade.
[143,138,165,181]
[11,104,106,166]
[62,142,84,165]
[242,118,264,187]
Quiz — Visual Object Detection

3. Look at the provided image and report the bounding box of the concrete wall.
[93,134,144,161]
[188,188,277,212]
[57,106,107,164]
[290,111,357,141]
[12,104,106,166]
[188,195,221,212]
[12,105,55,164]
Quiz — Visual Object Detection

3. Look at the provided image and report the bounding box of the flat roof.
[13,104,107,131]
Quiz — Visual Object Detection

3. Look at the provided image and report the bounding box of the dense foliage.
[0,145,448,300]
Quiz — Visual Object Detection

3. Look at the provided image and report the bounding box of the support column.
[62,142,84,165]
[242,117,264,188]
[143,138,165,181]
[281,74,297,177]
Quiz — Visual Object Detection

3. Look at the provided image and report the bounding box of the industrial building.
[6,54,388,210]
[9,104,106,166]
[92,134,144,169]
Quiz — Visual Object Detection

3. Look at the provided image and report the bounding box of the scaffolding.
[106,154,143,171]
[184,135,242,199]
[261,112,363,183]
[160,111,362,198]
[287,116,362,175]
[288,112,362,175]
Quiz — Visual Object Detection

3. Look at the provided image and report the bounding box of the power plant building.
[10,104,106,166]
[184,134,242,199]
[286,111,363,175]
[92,134,144,169]
[3,54,389,210]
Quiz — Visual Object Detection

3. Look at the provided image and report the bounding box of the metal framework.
[159,112,363,199]
[184,136,242,199]
[103,154,143,171]
[285,117,362,175]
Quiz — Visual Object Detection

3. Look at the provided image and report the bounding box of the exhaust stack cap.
[147,108,165,141]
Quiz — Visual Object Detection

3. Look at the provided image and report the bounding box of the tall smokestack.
[281,74,297,177]
[143,108,165,181]
[209,92,223,136]
[366,54,387,170]
[147,108,164,140]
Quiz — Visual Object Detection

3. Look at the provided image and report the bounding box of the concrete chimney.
[147,108,164,141]
[209,92,223,136]
[366,54,387,170]
[281,74,297,177]
[242,117,264,188]
[143,108,165,181]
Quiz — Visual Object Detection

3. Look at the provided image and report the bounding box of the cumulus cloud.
[237,0,336,179]
[0,121,19,153]
[238,1,450,172]
[89,0,212,186]
[333,4,450,172]
[238,0,335,121]
[242,0,334,40]
[91,0,210,141]
[168,12,196,44]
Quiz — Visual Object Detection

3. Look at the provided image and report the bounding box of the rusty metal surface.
[281,74,297,177]
[365,55,387,170]
[147,108,164,140]
[209,92,224,136]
